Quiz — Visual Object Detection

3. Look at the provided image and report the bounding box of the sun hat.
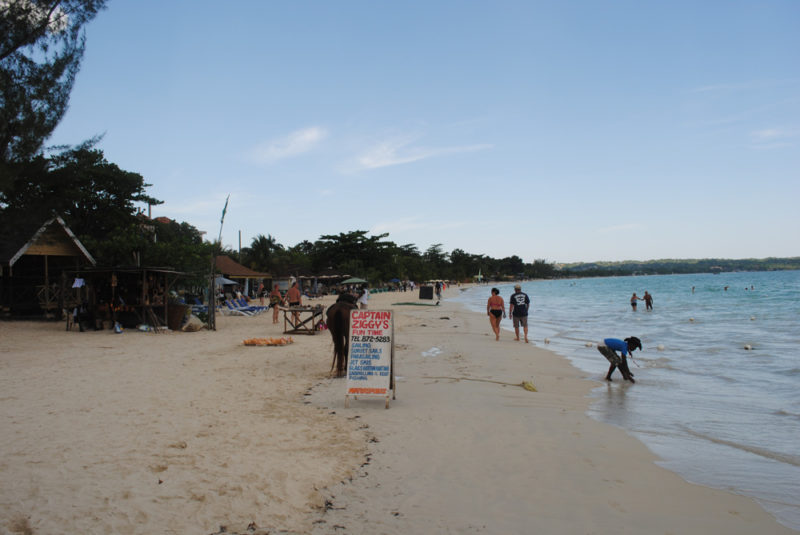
[514,284,521,290]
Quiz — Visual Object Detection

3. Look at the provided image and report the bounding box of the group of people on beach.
[486,284,643,384]
[630,291,653,311]
[265,282,302,324]
[486,284,531,343]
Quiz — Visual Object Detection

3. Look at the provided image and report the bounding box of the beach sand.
[1,289,795,534]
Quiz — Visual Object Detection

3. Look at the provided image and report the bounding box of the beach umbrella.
[215,276,238,286]
[389,278,401,282]
[341,277,368,284]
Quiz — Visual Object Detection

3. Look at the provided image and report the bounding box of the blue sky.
[48,1,799,263]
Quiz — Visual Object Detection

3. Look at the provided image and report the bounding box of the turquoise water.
[454,271,800,530]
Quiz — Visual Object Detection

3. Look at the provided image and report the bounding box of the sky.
[47,0,800,263]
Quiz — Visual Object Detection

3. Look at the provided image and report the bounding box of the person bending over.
[597,337,642,383]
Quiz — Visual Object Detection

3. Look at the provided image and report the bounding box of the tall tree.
[0,143,164,266]
[0,0,107,170]
[243,233,284,272]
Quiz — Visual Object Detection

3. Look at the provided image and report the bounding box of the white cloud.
[750,127,796,149]
[685,80,768,94]
[353,136,491,171]
[752,128,793,140]
[248,126,327,164]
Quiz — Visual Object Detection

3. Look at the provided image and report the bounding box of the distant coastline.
[555,256,800,278]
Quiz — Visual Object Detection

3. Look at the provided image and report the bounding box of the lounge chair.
[223,300,256,316]
[236,298,267,314]
[190,297,208,315]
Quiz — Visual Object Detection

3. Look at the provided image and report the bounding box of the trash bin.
[419,286,434,300]
[167,304,189,330]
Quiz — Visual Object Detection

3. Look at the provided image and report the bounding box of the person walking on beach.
[487,287,506,341]
[357,284,369,309]
[269,284,283,324]
[509,284,531,343]
[630,292,641,311]
[597,337,642,383]
[643,291,653,311]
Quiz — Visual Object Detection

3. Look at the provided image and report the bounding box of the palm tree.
[246,234,283,272]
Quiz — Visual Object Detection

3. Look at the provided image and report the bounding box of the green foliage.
[0,143,210,280]
[559,257,800,277]
[1,0,107,167]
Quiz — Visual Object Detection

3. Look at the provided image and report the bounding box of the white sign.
[346,309,394,408]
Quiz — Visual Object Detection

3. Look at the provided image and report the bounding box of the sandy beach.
[1,288,795,534]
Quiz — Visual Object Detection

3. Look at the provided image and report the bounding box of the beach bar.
[62,266,186,331]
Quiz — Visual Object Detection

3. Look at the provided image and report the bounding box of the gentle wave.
[681,426,800,468]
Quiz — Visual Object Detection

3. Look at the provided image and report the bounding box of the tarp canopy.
[341,277,368,284]
[215,276,238,286]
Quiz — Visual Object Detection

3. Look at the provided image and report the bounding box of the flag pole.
[208,195,230,331]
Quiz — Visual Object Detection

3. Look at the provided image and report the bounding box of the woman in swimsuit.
[269,284,283,324]
[486,287,506,341]
[630,293,641,311]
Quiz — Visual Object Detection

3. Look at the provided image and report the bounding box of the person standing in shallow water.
[643,291,653,311]
[630,292,641,311]
[486,287,505,341]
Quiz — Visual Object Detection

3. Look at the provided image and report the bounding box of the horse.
[326,293,358,377]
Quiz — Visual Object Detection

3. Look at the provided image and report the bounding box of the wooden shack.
[0,215,96,318]
[63,266,186,331]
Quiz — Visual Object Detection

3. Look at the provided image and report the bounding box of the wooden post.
[44,255,49,314]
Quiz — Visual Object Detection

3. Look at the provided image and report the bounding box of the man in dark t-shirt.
[508,284,531,343]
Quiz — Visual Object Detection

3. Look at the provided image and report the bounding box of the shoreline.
[307,288,797,534]
[0,287,795,534]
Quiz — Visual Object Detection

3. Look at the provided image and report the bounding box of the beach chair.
[236,298,266,314]
[223,300,255,316]
[190,297,208,315]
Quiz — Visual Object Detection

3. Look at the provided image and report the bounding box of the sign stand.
[345,309,395,408]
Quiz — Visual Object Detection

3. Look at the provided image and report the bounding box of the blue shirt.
[604,338,628,357]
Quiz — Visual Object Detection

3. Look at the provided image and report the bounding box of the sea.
[453,271,800,530]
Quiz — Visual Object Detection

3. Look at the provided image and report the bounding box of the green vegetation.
[234,231,557,283]
[558,257,800,277]
[1,0,107,170]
